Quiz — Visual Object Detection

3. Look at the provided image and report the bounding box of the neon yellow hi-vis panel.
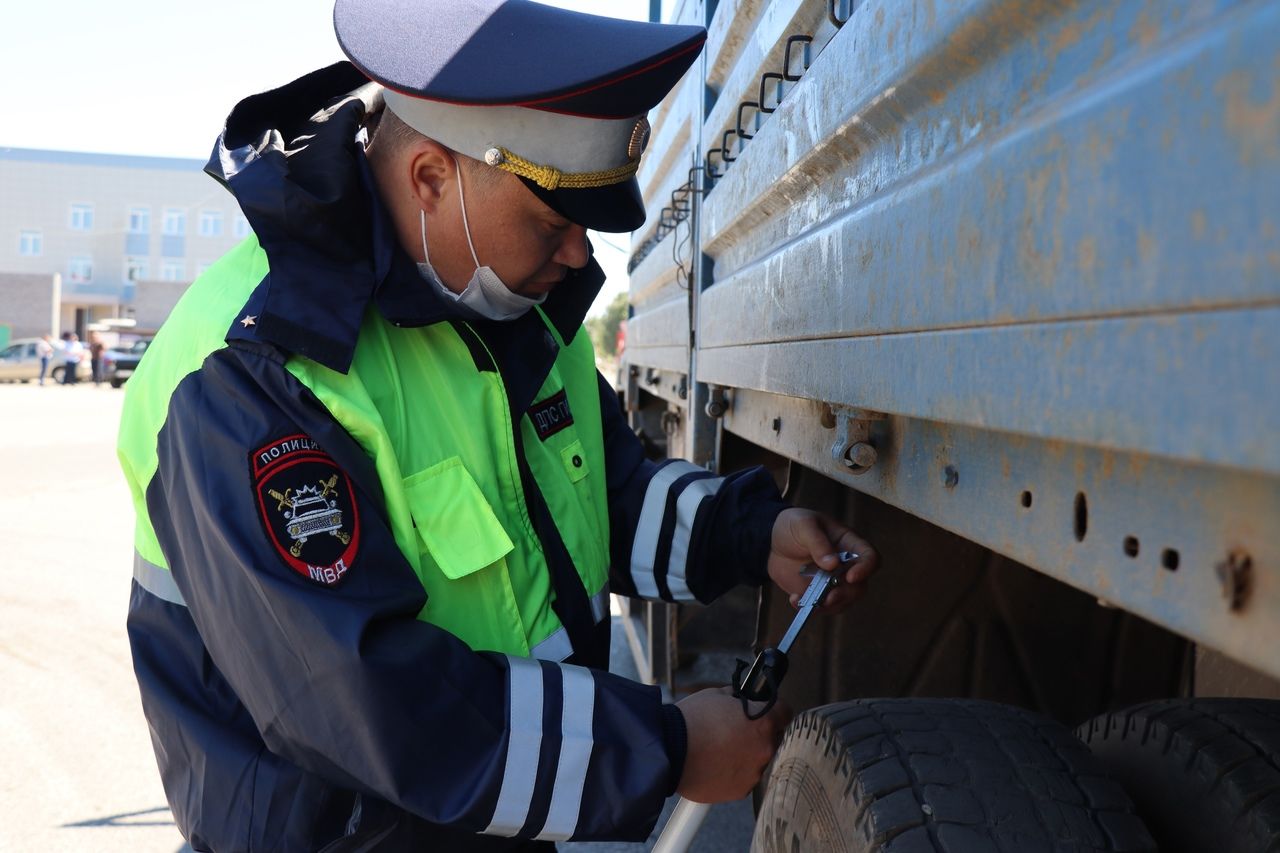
[118,237,269,571]
[288,309,610,657]
[121,235,609,658]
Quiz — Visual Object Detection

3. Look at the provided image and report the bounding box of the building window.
[128,207,151,234]
[161,260,186,281]
[125,257,149,282]
[68,256,93,283]
[233,214,250,239]
[70,204,94,231]
[198,209,224,237]
[19,230,42,256]
[162,208,186,236]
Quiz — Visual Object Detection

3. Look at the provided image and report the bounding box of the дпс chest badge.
[528,389,574,441]
[251,434,360,587]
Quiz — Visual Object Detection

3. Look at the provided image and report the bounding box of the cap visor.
[518,176,646,234]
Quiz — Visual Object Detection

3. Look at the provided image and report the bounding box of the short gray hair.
[368,107,500,187]
[369,106,426,154]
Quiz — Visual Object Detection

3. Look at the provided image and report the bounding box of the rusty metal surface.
[699,306,1280,475]
[723,386,1280,680]
[698,0,1280,348]
[627,0,1280,665]
[701,0,834,163]
[705,0,768,90]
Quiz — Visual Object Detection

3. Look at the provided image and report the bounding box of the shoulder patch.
[252,434,360,587]
[528,389,574,441]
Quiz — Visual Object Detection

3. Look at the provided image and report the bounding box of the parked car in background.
[102,338,152,388]
[0,338,89,383]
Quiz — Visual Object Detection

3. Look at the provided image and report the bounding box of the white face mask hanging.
[416,162,547,322]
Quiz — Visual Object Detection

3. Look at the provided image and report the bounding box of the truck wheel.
[1078,699,1280,853]
[752,698,1154,852]
[50,366,64,382]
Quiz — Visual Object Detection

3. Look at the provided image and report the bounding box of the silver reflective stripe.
[537,665,596,841]
[630,460,704,599]
[589,587,610,624]
[133,552,186,607]
[484,656,544,836]
[344,793,363,837]
[665,476,725,602]
[531,627,573,662]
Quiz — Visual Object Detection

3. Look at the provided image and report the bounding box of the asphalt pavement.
[0,382,186,852]
[0,382,753,852]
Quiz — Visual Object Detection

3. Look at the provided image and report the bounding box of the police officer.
[119,1,877,849]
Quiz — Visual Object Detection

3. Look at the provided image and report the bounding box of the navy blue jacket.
[125,63,786,852]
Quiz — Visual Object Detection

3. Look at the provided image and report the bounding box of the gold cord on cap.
[484,147,640,190]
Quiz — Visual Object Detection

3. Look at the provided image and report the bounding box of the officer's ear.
[407,139,456,214]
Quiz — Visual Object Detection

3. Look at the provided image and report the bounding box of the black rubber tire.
[50,366,64,382]
[751,698,1155,852]
[1078,699,1280,853]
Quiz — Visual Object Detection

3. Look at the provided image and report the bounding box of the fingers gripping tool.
[732,551,859,719]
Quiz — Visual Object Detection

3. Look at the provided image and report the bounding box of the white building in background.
[0,147,248,340]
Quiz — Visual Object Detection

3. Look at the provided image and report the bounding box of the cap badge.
[485,148,506,167]
[627,117,651,160]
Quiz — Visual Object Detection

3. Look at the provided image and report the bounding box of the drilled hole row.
[1016,488,1180,571]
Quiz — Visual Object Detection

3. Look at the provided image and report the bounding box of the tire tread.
[752,699,1154,852]
[1078,699,1280,853]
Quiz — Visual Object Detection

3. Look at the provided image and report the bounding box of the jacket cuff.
[741,496,788,587]
[660,702,688,796]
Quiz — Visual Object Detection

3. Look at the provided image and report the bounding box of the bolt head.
[840,442,877,473]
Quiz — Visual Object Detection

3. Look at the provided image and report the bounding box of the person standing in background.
[60,332,82,385]
[36,334,53,386]
[89,332,105,386]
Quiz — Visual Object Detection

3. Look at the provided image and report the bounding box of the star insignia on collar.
[240,314,257,328]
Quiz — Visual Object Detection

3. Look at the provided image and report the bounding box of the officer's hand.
[766,508,877,614]
[674,687,792,803]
